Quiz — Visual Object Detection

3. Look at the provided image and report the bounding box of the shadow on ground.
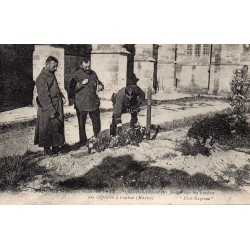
[58,155,230,191]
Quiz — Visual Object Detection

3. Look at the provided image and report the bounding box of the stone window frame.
[187,44,193,56]
[186,44,211,57]
[203,44,210,56]
[195,44,201,57]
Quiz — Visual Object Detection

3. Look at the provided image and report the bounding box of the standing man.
[34,56,66,155]
[70,57,104,146]
[110,81,145,136]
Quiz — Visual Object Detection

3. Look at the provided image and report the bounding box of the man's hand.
[50,112,60,119]
[97,83,104,92]
[127,106,140,113]
[117,123,123,135]
[82,79,89,85]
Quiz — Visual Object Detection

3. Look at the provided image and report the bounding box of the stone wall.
[91,44,129,99]
[209,44,250,95]
[155,44,250,96]
[157,44,176,93]
[175,44,211,94]
[134,44,155,95]
[32,45,68,105]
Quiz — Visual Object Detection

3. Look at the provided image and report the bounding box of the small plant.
[179,139,211,156]
[229,67,250,113]
[86,124,160,154]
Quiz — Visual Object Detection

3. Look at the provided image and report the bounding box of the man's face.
[46,61,58,74]
[82,61,91,73]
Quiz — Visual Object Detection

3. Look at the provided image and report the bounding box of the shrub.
[179,113,250,156]
[179,139,211,157]
[187,113,249,146]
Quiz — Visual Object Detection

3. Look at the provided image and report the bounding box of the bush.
[188,113,249,145]
[180,113,250,156]
[179,139,211,157]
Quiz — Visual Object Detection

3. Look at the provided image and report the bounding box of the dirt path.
[0,99,230,157]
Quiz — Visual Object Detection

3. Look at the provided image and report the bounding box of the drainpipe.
[153,44,159,92]
[174,44,178,91]
[207,44,213,92]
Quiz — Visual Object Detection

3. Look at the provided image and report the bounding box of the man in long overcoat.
[34,56,65,155]
[69,57,104,146]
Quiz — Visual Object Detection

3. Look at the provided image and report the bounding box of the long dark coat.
[34,68,65,147]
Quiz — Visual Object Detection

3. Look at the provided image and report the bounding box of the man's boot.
[52,146,60,155]
[44,147,53,156]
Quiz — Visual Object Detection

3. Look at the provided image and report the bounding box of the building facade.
[1,44,250,111]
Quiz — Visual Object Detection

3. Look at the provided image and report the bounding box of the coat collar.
[80,68,93,75]
[41,67,55,78]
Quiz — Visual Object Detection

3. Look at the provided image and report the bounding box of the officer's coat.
[34,68,65,147]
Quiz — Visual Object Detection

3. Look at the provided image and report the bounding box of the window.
[186,44,210,57]
[187,44,193,56]
[195,44,201,57]
[203,44,210,56]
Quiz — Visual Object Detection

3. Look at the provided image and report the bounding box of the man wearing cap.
[110,79,145,136]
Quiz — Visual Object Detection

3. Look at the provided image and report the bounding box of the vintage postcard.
[1,44,250,204]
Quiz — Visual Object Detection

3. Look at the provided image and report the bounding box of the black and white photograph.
[1,1,250,250]
[1,44,250,204]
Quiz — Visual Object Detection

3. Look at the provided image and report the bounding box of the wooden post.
[146,87,152,140]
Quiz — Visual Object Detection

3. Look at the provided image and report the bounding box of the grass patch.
[0,151,48,191]
[217,164,250,189]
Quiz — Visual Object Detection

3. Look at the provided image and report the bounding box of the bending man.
[110,84,145,136]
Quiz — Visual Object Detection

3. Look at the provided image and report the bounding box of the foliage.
[180,113,249,156]
[229,69,250,97]
[179,139,211,157]
[86,124,160,154]
[229,67,250,113]
[0,151,47,191]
